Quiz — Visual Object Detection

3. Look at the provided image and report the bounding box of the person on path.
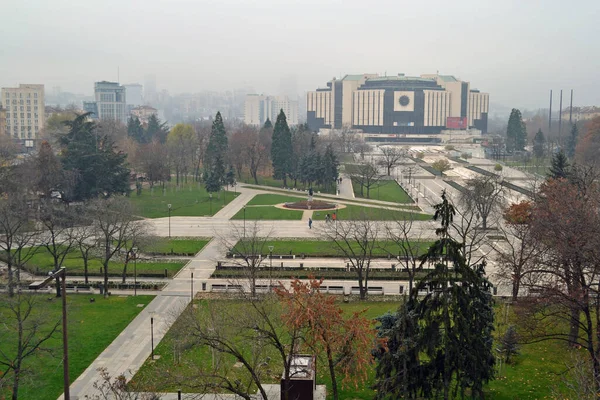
[332,213,337,222]
[308,218,313,229]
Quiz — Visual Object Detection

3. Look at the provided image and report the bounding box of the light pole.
[37,268,69,400]
[190,267,195,302]
[132,247,138,296]
[268,245,274,285]
[209,193,213,214]
[168,204,172,238]
[149,311,156,360]
[243,205,246,238]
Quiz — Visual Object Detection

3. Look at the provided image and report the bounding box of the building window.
[34,100,37,105]
[34,93,37,98]
[26,100,30,104]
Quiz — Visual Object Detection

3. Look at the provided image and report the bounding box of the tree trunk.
[122,260,129,284]
[7,262,14,297]
[11,365,20,400]
[511,278,520,302]
[283,176,287,187]
[327,345,339,400]
[83,257,89,285]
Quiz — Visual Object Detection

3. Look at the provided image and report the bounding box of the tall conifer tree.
[271,110,293,187]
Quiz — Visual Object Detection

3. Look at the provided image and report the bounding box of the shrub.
[494,164,503,171]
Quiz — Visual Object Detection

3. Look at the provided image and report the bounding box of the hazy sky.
[2,0,599,109]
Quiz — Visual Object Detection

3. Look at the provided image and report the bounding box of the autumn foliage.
[275,277,374,400]
[503,200,533,225]
[575,116,600,165]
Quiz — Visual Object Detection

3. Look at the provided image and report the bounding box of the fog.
[1,0,599,109]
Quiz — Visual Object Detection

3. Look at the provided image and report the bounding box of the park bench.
[65,284,92,293]
[211,284,227,292]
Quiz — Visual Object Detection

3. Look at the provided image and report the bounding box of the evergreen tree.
[59,113,130,200]
[532,128,546,159]
[263,118,272,129]
[375,191,495,399]
[127,116,145,143]
[506,108,527,153]
[322,144,339,191]
[204,112,228,193]
[271,110,293,187]
[566,124,579,159]
[548,150,570,180]
[226,165,235,187]
[146,114,169,143]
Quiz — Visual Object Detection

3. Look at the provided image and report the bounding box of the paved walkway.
[338,174,355,198]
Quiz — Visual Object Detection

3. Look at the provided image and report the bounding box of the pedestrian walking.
[308,218,313,229]
[332,213,337,222]
[325,214,330,223]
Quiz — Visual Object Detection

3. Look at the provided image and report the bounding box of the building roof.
[367,75,434,83]
[342,74,367,81]
[439,75,458,82]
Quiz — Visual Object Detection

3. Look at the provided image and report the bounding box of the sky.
[1,0,599,110]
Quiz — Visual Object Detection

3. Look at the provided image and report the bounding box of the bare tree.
[88,198,138,297]
[350,162,382,199]
[72,222,96,285]
[0,198,38,297]
[137,140,170,188]
[384,213,432,295]
[378,146,405,176]
[168,295,301,400]
[459,175,505,230]
[38,202,79,297]
[90,368,160,400]
[218,221,272,298]
[321,215,379,300]
[0,292,61,400]
[491,201,539,300]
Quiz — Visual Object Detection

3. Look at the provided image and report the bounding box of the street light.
[268,245,274,286]
[167,204,172,238]
[190,267,195,302]
[243,205,246,238]
[37,268,69,400]
[149,310,156,360]
[132,247,138,297]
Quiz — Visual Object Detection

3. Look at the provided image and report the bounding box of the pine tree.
[146,114,169,143]
[506,108,526,153]
[204,112,228,193]
[322,144,339,191]
[375,191,495,399]
[127,116,145,143]
[548,150,570,180]
[532,128,546,159]
[271,110,293,187]
[263,118,272,129]
[566,124,579,159]
[499,325,520,364]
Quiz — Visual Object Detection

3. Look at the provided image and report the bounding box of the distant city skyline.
[2,0,598,110]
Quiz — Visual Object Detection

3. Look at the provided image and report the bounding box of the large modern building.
[1,84,45,145]
[244,94,299,126]
[83,81,127,123]
[307,73,489,138]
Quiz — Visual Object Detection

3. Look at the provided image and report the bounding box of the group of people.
[308,212,337,229]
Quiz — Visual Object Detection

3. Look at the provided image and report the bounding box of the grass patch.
[240,176,336,195]
[24,247,186,277]
[246,193,306,206]
[313,205,431,221]
[352,179,413,203]
[0,294,154,400]
[230,206,303,220]
[129,182,239,218]
[232,239,432,258]
[141,238,210,255]
[132,300,575,399]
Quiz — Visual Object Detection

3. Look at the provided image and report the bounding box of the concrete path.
[338,174,355,198]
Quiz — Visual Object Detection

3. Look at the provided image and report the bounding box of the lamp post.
[168,204,172,238]
[149,311,156,360]
[209,193,213,214]
[190,267,195,302]
[38,268,69,400]
[132,247,138,296]
[243,205,246,238]
[268,245,274,286]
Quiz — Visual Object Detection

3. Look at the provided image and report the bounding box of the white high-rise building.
[1,84,45,144]
[244,94,298,126]
[84,81,127,123]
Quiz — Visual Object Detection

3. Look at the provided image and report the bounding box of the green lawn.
[129,182,239,218]
[240,175,336,195]
[233,239,432,258]
[313,204,431,221]
[141,237,210,255]
[352,179,414,203]
[230,206,304,220]
[246,193,306,206]
[24,247,186,277]
[132,300,575,399]
[0,294,154,400]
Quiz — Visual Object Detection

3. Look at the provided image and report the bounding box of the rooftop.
[439,75,458,83]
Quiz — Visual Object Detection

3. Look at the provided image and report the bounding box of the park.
[1,109,599,400]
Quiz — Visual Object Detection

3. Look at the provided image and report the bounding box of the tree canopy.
[271,110,293,187]
[506,108,527,153]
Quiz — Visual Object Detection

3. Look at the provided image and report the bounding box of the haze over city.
[2,0,599,109]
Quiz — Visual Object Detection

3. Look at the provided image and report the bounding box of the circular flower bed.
[283,200,336,210]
